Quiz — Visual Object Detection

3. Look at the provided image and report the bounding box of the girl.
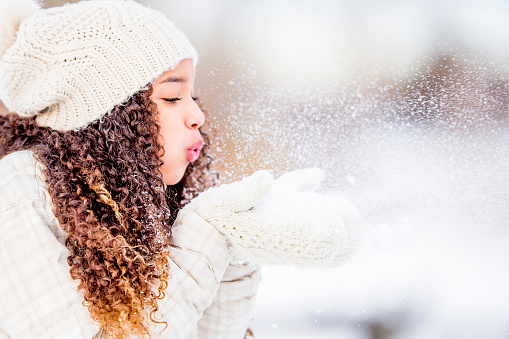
[0,1,360,338]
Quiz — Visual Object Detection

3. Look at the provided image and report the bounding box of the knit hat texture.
[0,0,198,131]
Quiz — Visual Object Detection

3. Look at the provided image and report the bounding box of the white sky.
[147,0,509,81]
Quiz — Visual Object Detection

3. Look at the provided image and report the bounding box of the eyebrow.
[158,76,198,85]
[159,76,187,84]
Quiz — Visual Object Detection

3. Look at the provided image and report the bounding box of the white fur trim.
[0,0,41,57]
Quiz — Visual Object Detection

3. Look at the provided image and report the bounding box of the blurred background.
[4,1,509,338]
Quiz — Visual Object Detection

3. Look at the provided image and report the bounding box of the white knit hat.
[0,0,198,131]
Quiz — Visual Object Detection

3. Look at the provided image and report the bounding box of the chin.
[163,176,183,186]
[162,167,187,186]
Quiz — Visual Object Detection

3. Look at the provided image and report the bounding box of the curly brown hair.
[0,87,223,338]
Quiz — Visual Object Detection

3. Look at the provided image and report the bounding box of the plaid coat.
[0,151,259,339]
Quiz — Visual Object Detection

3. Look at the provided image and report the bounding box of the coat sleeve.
[0,151,258,339]
[150,209,232,338]
[164,211,261,339]
[186,264,261,339]
[0,151,101,339]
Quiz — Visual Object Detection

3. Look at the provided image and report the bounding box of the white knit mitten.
[183,169,361,266]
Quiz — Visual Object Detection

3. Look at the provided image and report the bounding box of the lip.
[187,140,203,163]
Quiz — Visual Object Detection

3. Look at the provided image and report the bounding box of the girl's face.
[150,59,205,185]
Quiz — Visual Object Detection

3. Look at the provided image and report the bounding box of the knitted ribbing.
[184,170,362,267]
[0,0,197,131]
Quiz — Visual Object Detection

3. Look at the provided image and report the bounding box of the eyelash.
[163,97,199,104]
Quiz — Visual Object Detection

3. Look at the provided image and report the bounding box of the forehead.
[153,59,195,86]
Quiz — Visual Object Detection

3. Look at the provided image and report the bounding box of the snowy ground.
[251,222,509,338]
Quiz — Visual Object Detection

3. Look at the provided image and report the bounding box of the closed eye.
[163,98,182,104]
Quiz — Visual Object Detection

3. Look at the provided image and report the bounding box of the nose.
[185,100,205,129]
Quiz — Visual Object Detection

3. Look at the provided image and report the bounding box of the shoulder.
[0,150,50,212]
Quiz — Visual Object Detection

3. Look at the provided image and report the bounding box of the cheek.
[159,122,180,161]
[160,149,188,185]
[157,114,188,183]
[157,109,176,152]
[161,140,180,162]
